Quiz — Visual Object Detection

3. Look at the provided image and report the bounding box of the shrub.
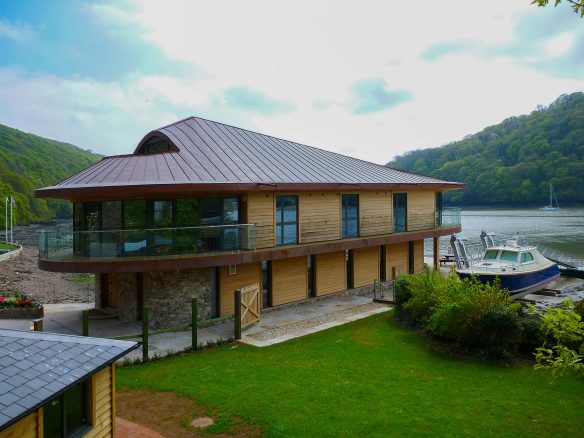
[393,275,413,314]
[574,300,584,319]
[477,307,521,357]
[518,317,543,353]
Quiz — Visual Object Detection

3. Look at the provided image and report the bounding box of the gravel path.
[247,302,389,342]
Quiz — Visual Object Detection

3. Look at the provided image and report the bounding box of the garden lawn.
[117,312,584,437]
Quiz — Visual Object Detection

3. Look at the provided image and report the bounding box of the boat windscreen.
[520,252,534,263]
[500,250,518,262]
[483,250,498,260]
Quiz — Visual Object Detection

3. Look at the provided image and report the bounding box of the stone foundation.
[96,268,215,330]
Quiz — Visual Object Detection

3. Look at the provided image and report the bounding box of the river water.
[431,207,584,261]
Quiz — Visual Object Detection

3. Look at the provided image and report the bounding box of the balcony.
[435,207,461,230]
[38,224,257,262]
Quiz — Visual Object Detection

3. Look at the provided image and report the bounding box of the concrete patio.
[0,294,392,360]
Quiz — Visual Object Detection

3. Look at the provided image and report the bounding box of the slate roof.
[36,116,464,199]
[0,329,138,431]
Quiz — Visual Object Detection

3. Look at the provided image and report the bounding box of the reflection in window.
[520,252,534,263]
[483,250,498,260]
[500,251,518,262]
[342,194,359,238]
[43,380,88,438]
[276,195,298,245]
[393,193,407,233]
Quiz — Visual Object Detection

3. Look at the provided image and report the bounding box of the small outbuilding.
[0,329,138,437]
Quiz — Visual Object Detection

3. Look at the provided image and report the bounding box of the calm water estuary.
[430,207,584,261]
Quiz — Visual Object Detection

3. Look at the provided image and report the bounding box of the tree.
[532,0,584,17]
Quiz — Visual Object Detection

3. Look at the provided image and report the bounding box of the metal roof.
[0,329,138,431]
[36,116,464,199]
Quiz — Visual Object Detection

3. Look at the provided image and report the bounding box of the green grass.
[0,242,17,250]
[117,312,584,437]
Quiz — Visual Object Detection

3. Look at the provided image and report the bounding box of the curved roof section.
[36,116,464,199]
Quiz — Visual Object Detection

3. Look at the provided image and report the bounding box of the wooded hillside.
[0,124,101,226]
[388,92,584,205]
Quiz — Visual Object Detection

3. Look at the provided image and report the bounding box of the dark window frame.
[43,379,91,438]
[341,194,359,239]
[275,195,298,246]
[393,193,408,233]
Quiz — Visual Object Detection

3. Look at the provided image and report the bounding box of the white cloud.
[545,32,575,57]
[1,0,583,165]
[0,19,36,42]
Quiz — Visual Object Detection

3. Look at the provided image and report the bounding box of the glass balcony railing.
[38,224,257,262]
[435,207,461,229]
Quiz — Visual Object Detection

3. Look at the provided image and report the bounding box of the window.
[393,193,407,233]
[307,255,316,297]
[521,252,535,263]
[483,250,499,260]
[435,192,443,227]
[262,261,272,308]
[500,251,518,262]
[43,380,89,438]
[342,194,359,238]
[276,195,298,245]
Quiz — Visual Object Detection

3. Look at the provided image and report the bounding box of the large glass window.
[123,201,147,255]
[43,381,89,438]
[435,192,443,227]
[393,193,407,233]
[500,251,518,262]
[276,195,298,245]
[151,200,174,255]
[342,194,359,238]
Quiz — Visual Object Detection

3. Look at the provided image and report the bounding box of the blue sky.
[0,0,582,163]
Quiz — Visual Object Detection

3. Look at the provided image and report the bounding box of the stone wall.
[115,273,138,323]
[143,269,214,330]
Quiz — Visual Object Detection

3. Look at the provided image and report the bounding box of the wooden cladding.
[315,251,346,296]
[352,246,380,288]
[246,192,274,249]
[299,192,341,243]
[407,190,435,232]
[386,242,409,279]
[271,256,308,306]
[85,366,114,438]
[1,412,37,438]
[359,191,391,236]
[219,262,261,317]
[413,239,425,274]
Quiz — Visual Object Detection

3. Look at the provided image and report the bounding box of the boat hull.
[457,264,561,296]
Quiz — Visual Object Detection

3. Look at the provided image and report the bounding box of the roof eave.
[35,181,465,201]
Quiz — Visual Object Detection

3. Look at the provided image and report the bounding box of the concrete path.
[0,294,391,360]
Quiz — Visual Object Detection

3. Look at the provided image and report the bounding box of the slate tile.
[12,384,35,398]
[17,394,41,410]
[45,381,65,392]
[57,375,77,385]
[0,392,19,406]
[52,366,70,376]
[8,351,28,361]
[39,371,59,384]
[9,375,28,387]
[2,366,20,377]
[26,377,47,390]
[19,368,40,380]
[14,358,35,371]
[32,363,54,373]
[33,387,54,402]
[0,412,10,426]
[3,403,25,418]
[0,356,16,367]
[0,381,15,393]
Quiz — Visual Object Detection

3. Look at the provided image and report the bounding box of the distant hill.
[387,92,584,206]
[0,124,101,226]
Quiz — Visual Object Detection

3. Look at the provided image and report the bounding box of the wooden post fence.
[33,319,43,332]
[82,310,89,336]
[142,307,149,361]
[192,298,198,350]
[234,289,242,340]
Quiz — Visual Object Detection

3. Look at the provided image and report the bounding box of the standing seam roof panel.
[200,119,265,182]
[183,119,249,182]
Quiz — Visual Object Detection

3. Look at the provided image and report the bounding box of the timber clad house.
[35,117,464,329]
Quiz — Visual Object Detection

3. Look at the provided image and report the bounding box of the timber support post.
[142,307,149,361]
[433,236,440,270]
[33,319,43,332]
[192,298,198,350]
[234,289,242,340]
[82,310,89,336]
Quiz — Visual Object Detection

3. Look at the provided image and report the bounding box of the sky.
[0,0,582,164]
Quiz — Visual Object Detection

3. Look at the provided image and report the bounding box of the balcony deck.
[38,208,461,273]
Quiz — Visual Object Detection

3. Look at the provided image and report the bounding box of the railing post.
[192,298,198,350]
[234,289,242,340]
[82,310,89,336]
[142,307,149,361]
[33,319,43,332]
